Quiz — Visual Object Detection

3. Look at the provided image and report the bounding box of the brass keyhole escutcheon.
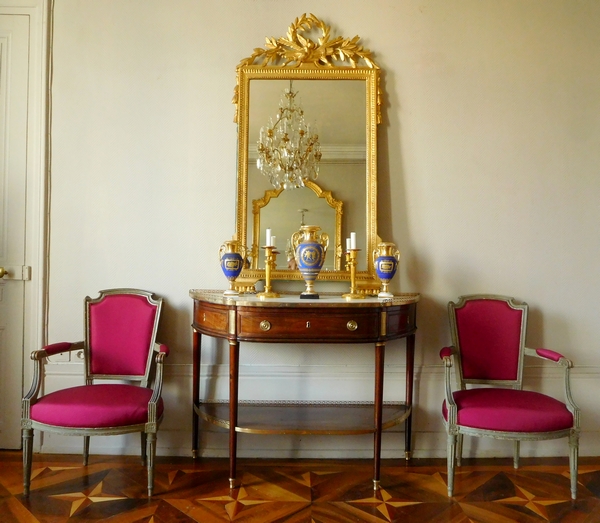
[306,321,310,328]
[347,320,358,331]
[260,320,271,331]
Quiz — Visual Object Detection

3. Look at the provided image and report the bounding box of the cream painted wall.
[43,0,600,459]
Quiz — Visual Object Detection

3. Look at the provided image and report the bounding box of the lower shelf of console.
[196,401,411,435]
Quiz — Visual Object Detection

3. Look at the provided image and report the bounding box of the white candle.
[346,238,351,251]
[271,236,276,248]
[350,232,357,249]
[266,228,272,246]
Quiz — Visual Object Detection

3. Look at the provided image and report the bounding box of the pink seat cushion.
[31,384,163,428]
[442,388,573,433]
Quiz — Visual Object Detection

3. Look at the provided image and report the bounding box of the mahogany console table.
[190,289,419,489]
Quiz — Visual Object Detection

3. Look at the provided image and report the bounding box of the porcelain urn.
[291,225,329,299]
[219,240,247,296]
[373,242,400,298]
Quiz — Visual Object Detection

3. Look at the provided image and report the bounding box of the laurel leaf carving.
[237,13,379,70]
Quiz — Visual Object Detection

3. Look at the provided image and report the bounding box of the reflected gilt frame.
[252,180,343,271]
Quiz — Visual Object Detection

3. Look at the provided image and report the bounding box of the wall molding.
[248,143,365,164]
[39,361,600,458]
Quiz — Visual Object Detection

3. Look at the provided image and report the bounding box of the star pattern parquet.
[1,451,600,522]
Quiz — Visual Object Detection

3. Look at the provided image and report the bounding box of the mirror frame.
[233,14,382,293]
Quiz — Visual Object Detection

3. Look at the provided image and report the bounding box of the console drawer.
[237,307,380,342]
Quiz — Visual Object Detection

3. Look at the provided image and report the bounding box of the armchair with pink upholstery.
[21,288,169,497]
[440,294,580,499]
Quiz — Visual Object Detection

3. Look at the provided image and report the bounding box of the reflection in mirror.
[247,79,367,270]
[252,181,343,271]
[255,80,322,190]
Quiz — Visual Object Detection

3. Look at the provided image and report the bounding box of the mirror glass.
[248,79,363,271]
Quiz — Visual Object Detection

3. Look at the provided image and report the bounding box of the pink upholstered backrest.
[86,292,160,378]
[453,297,525,382]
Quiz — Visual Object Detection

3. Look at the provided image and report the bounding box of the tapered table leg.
[192,329,201,459]
[373,342,385,490]
[405,333,415,460]
[229,340,240,488]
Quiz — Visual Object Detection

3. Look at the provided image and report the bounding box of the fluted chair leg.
[513,440,520,469]
[569,430,579,500]
[456,433,463,467]
[83,436,90,466]
[22,429,33,497]
[447,433,456,497]
[141,432,147,466]
[147,432,157,497]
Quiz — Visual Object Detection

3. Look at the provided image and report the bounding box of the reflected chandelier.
[256,82,322,190]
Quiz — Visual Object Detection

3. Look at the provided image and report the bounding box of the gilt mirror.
[234,14,381,292]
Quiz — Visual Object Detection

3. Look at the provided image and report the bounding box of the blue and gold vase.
[219,240,247,296]
[291,225,329,299]
[373,242,400,298]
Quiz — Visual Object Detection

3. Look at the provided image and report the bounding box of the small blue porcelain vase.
[291,225,329,299]
[219,240,247,296]
[373,242,400,298]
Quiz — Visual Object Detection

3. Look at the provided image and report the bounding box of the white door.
[0,14,32,449]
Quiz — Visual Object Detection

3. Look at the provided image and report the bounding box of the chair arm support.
[524,347,580,425]
[439,347,457,424]
[22,357,43,421]
[147,344,169,427]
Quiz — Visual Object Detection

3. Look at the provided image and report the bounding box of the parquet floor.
[1,451,600,522]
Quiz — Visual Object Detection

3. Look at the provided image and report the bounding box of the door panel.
[0,14,30,449]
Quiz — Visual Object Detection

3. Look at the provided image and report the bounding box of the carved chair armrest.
[524,346,580,424]
[440,346,455,361]
[525,347,570,365]
[34,341,84,360]
[155,343,170,357]
[22,341,84,421]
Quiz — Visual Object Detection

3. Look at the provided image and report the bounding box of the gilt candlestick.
[342,249,365,300]
[257,245,280,299]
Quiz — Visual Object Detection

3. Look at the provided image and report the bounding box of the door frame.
[1,0,50,436]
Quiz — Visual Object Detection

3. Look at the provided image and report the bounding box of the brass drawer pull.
[260,320,271,331]
[347,320,358,331]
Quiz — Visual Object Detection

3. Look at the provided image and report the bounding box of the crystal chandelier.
[256,82,322,190]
